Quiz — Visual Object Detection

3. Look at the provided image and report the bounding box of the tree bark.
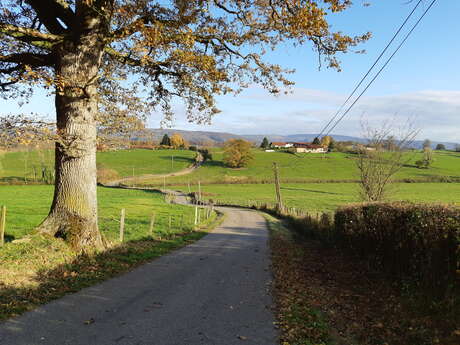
[37,17,106,251]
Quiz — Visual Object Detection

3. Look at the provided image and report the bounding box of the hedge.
[334,202,459,297]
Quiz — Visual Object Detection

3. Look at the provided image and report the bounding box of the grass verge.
[0,210,224,321]
[266,214,460,345]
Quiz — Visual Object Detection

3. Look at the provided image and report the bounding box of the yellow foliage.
[170,133,187,149]
[223,139,254,168]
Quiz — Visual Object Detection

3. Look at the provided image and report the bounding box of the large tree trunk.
[37,19,106,251]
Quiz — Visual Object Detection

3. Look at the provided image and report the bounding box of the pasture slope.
[0,149,196,182]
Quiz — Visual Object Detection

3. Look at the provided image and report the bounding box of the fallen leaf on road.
[83,318,95,325]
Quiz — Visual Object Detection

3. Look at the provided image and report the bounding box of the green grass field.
[97,149,196,177]
[137,149,460,185]
[3,148,460,184]
[175,182,460,213]
[0,185,209,241]
[0,149,196,181]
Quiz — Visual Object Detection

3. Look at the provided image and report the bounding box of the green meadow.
[0,185,209,242]
[0,149,196,181]
[175,182,460,213]
[2,148,460,234]
[137,149,460,185]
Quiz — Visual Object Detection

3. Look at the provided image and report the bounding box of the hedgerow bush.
[334,202,459,297]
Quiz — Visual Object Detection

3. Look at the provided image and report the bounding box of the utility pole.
[273,162,284,212]
[171,155,174,171]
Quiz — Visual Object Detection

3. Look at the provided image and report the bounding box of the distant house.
[293,142,327,153]
[270,142,294,148]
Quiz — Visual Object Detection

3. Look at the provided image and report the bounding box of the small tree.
[320,135,332,148]
[223,139,254,168]
[356,120,418,202]
[415,147,433,169]
[170,133,186,149]
[422,139,432,149]
[260,137,270,149]
[312,137,321,145]
[435,143,446,150]
[328,139,336,151]
[160,134,171,147]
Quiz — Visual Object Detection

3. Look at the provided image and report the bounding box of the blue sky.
[2,0,459,142]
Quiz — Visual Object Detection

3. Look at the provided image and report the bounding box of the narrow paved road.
[0,208,278,345]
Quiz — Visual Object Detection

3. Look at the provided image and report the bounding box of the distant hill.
[132,128,246,146]
[134,128,459,150]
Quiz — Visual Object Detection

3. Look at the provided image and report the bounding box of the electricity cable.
[317,0,425,138]
[324,0,438,137]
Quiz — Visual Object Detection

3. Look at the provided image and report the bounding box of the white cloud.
[143,87,460,142]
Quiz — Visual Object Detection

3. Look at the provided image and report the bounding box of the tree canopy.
[160,133,171,146]
[223,138,254,168]
[260,137,269,149]
[1,0,369,123]
[170,133,186,148]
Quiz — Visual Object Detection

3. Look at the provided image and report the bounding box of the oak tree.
[223,139,253,168]
[170,133,186,148]
[1,0,369,250]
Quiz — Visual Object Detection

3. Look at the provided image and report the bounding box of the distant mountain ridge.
[137,128,459,150]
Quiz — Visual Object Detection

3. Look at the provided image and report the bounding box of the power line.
[324,0,438,137]
[317,0,426,138]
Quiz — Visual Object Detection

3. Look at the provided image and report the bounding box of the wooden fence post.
[119,208,125,242]
[0,205,6,247]
[149,213,155,237]
[273,162,284,212]
[194,206,198,225]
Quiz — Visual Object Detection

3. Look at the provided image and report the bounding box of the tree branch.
[0,52,54,67]
[24,0,75,34]
[0,23,62,49]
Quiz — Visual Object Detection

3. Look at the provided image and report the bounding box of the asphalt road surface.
[0,207,278,345]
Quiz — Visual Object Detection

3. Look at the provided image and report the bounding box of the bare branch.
[0,52,54,67]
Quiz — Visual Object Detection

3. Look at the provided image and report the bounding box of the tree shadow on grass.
[4,234,15,243]
[201,160,225,168]
[280,187,342,195]
[156,156,195,164]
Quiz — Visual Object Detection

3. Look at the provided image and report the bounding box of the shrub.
[198,148,212,161]
[334,202,459,297]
